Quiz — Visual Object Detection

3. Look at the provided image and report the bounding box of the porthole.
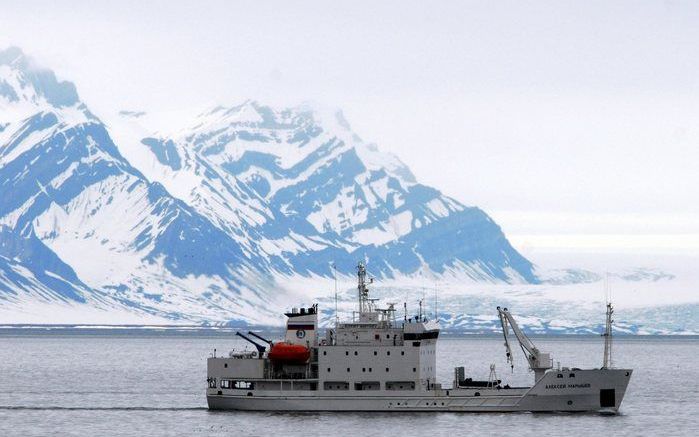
[386,367,389,372]
[387,351,391,356]
[401,351,405,356]
[374,351,377,356]
[475,392,480,397]
[323,351,327,356]
[345,351,349,356]
[567,400,573,405]
[354,351,358,356]
[224,363,228,368]
[362,368,366,372]
[347,368,350,372]
[327,368,331,372]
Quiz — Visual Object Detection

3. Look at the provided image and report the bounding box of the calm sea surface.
[0,331,696,436]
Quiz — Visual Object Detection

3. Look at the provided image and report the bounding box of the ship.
[206,262,632,413]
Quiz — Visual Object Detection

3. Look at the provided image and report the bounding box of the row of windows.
[220,380,254,390]
[322,350,407,357]
[342,333,396,339]
[324,381,416,391]
[556,373,576,378]
[327,367,417,373]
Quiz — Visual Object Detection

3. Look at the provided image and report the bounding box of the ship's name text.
[545,383,591,389]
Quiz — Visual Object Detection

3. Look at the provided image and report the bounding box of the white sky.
[2,0,698,256]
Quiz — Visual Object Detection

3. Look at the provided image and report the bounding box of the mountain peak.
[0,46,26,68]
[0,46,79,108]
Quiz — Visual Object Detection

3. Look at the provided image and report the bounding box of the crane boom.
[498,308,515,371]
[497,306,553,381]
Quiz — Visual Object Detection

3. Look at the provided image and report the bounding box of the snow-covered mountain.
[0,47,536,325]
[3,47,694,334]
[110,99,537,282]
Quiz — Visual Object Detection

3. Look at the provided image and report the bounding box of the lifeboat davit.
[268,342,310,363]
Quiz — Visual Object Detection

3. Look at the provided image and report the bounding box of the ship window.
[208,377,217,388]
[324,381,349,390]
[222,380,254,390]
[369,368,372,372]
[386,367,389,372]
[355,381,380,391]
[323,351,327,356]
[347,368,350,372]
[401,351,405,356]
[224,363,228,368]
[557,374,563,378]
[327,368,331,372]
[387,351,391,356]
[386,334,390,339]
[362,368,366,372]
[386,381,415,390]
[375,334,380,340]
[374,351,377,356]
[569,373,575,378]
[413,368,416,372]
[234,381,254,390]
[354,351,358,356]
[345,351,349,356]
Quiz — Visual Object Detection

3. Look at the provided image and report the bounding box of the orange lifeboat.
[268,342,310,363]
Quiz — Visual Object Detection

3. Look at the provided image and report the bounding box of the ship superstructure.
[206,262,632,413]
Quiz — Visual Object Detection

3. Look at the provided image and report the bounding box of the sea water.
[0,331,696,436]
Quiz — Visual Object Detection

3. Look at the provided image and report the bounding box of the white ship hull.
[206,264,632,414]
[207,368,632,413]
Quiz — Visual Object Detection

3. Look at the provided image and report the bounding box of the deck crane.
[497,307,552,381]
[235,332,267,357]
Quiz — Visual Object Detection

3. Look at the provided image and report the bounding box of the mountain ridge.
[1,46,536,325]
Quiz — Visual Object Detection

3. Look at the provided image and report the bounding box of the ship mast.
[602,301,614,369]
[333,262,339,329]
[356,261,371,314]
[602,274,614,369]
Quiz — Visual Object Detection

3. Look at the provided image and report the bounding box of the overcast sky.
[2,0,698,257]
